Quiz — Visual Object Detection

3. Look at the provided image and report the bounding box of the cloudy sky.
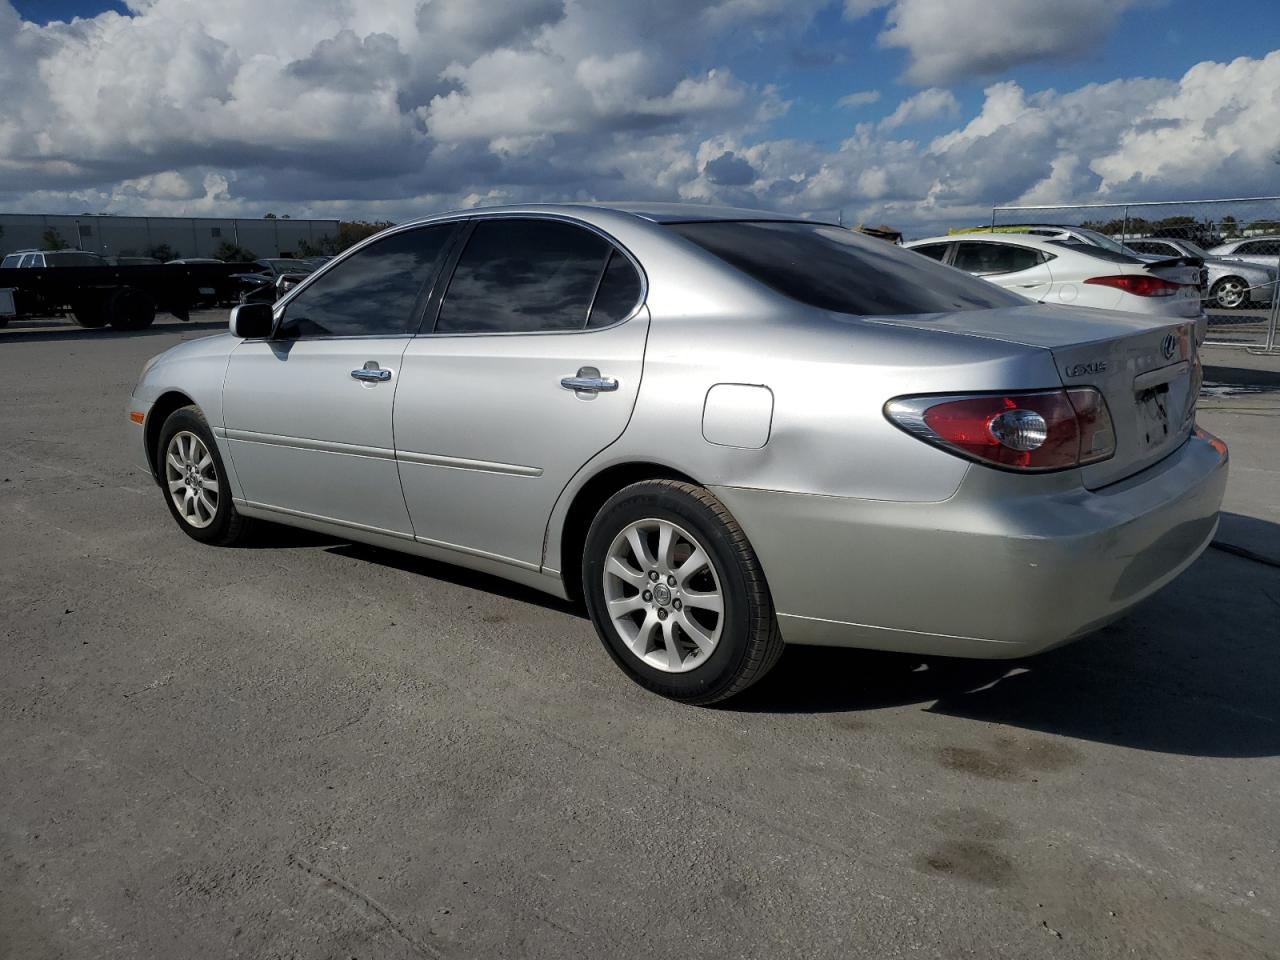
[3,0,1278,232]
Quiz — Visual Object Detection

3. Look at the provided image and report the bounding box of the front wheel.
[582,480,783,704]
[156,406,254,546]
[1210,276,1249,310]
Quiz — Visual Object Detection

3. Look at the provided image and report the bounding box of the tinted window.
[46,252,106,266]
[437,220,612,334]
[1049,241,1143,264]
[1241,240,1280,255]
[280,225,456,338]
[953,242,1043,275]
[587,251,642,328]
[667,221,1023,316]
[19,254,39,268]
[1128,241,1177,257]
[0,255,20,268]
[912,243,949,262]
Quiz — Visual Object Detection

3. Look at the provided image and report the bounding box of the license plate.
[198,287,216,295]
[1136,384,1172,448]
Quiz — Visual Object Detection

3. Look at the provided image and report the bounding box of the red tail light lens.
[885,389,1115,472]
[1084,275,1184,297]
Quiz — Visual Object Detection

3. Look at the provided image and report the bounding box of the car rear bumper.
[710,429,1228,659]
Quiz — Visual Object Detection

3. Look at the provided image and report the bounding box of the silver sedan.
[127,203,1228,703]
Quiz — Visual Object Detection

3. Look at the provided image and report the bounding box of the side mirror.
[229,302,274,339]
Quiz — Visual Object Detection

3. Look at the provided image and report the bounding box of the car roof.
[399,201,827,229]
[907,233,1058,248]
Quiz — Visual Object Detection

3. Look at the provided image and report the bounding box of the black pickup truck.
[0,251,254,330]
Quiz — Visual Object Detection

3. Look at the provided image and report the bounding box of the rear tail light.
[1084,275,1185,297]
[885,389,1115,472]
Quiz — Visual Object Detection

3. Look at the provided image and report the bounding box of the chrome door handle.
[561,366,618,393]
[351,362,392,383]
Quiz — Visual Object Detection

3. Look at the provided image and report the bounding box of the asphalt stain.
[480,614,509,624]
[939,735,1082,781]
[918,840,1015,887]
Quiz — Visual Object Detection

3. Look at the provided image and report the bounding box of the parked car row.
[938,226,1278,311]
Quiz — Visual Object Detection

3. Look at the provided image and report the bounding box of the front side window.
[953,242,1043,275]
[1241,239,1280,256]
[436,219,621,334]
[1129,241,1177,257]
[1,255,20,268]
[279,224,458,338]
[667,221,1024,315]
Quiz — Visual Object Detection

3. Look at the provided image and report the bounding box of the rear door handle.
[351,361,392,383]
[561,366,618,394]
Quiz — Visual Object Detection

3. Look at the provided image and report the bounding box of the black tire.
[71,296,109,328]
[106,287,157,330]
[582,480,784,705]
[1210,276,1249,310]
[155,406,255,546]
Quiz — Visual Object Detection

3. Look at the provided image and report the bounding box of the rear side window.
[436,219,618,334]
[587,251,643,328]
[1048,241,1143,264]
[279,224,457,338]
[911,243,949,262]
[952,242,1043,275]
[667,220,1023,316]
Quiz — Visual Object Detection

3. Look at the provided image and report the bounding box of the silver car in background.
[127,204,1228,704]
[1126,237,1276,309]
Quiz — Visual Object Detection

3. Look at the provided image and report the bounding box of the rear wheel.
[107,287,157,330]
[71,296,109,328]
[1210,276,1249,310]
[582,480,783,705]
[156,406,254,546]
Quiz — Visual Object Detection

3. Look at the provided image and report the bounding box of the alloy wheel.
[602,517,724,673]
[164,430,219,529]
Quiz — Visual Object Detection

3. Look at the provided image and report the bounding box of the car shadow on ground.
[0,319,227,343]
[248,513,1279,759]
[733,514,1280,759]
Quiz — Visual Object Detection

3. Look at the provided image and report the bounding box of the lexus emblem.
[1161,333,1177,360]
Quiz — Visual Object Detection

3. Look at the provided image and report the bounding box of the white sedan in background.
[906,234,1205,332]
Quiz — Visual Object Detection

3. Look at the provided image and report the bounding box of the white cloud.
[836,89,880,108]
[0,1,1277,240]
[877,87,958,129]
[849,0,1147,84]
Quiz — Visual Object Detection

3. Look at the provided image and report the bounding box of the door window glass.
[587,251,643,328]
[279,225,456,338]
[1241,240,1280,255]
[912,244,949,262]
[436,219,612,334]
[952,242,1042,275]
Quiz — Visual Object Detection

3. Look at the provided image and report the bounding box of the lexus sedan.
[127,204,1228,704]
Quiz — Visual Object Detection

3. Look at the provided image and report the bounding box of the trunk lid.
[866,304,1200,488]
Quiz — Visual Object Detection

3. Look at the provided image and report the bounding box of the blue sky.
[3,1,1278,227]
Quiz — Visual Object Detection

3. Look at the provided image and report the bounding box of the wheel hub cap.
[602,517,724,674]
[164,430,219,529]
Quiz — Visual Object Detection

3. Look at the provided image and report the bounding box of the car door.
[394,216,648,570]
[1236,239,1280,267]
[221,223,461,535]
[952,241,1054,299]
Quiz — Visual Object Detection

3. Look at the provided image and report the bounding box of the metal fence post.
[1121,206,1129,242]
[1265,251,1280,353]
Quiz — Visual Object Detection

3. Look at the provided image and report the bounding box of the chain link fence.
[989,196,1280,351]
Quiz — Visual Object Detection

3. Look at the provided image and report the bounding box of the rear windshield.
[1048,240,1144,264]
[665,220,1025,315]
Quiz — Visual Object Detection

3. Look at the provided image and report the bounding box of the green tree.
[263,212,277,219]
[212,240,257,262]
[145,243,179,261]
[41,227,71,250]
[297,220,395,257]
[1220,215,1239,238]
